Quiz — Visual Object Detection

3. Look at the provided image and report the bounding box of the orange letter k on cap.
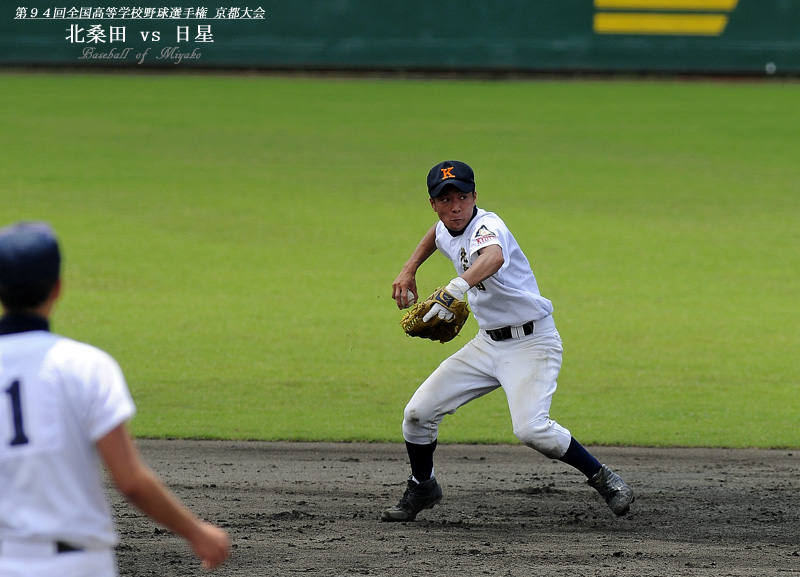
[440,166,455,179]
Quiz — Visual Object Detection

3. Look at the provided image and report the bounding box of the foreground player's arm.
[393,224,438,308]
[96,424,230,570]
[459,244,504,289]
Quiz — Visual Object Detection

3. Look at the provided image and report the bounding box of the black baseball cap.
[427,160,476,198]
[0,222,61,288]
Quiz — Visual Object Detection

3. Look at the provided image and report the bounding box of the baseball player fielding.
[384,160,634,522]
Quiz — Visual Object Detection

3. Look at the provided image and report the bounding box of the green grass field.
[1,72,798,447]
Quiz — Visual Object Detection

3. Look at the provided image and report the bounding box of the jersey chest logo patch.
[474,225,497,246]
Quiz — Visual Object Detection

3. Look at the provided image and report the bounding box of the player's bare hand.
[396,288,417,309]
[392,271,418,309]
[189,521,230,570]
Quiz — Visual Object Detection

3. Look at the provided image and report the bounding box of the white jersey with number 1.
[0,329,136,548]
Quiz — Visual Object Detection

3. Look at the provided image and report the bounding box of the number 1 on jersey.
[4,380,30,446]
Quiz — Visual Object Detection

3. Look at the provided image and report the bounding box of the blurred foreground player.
[0,222,229,576]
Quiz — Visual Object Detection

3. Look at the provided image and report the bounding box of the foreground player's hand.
[189,521,231,570]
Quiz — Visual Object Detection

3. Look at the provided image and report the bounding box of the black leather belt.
[56,541,83,554]
[486,321,535,342]
[0,540,84,556]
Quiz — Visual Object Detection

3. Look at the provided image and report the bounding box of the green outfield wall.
[2,1,799,74]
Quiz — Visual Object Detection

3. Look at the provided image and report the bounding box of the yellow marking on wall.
[595,0,738,11]
[594,13,729,35]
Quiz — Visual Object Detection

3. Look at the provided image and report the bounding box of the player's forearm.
[98,425,208,543]
[393,226,438,308]
[121,466,205,539]
[460,245,504,288]
[122,469,229,568]
[402,225,438,273]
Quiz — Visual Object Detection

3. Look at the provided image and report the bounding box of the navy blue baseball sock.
[559,437,602,479]
[405,440,437,482]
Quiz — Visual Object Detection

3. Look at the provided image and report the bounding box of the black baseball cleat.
[381,476,443,522]
[587,464,634,516]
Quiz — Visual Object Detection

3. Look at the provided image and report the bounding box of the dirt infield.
[110,441,799,576]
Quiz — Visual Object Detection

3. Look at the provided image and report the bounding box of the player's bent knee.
[402,405,440,445]
[403,401,438,428]
[514,418,570,459]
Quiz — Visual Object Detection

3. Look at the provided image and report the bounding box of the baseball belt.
[0,540,84,557]
[485,315,554,342]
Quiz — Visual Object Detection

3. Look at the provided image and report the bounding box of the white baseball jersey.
[0,323,136,549]
[434,208,553,329]
[405,207,572,459]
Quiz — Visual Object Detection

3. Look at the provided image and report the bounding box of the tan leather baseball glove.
[399,287,470,343]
